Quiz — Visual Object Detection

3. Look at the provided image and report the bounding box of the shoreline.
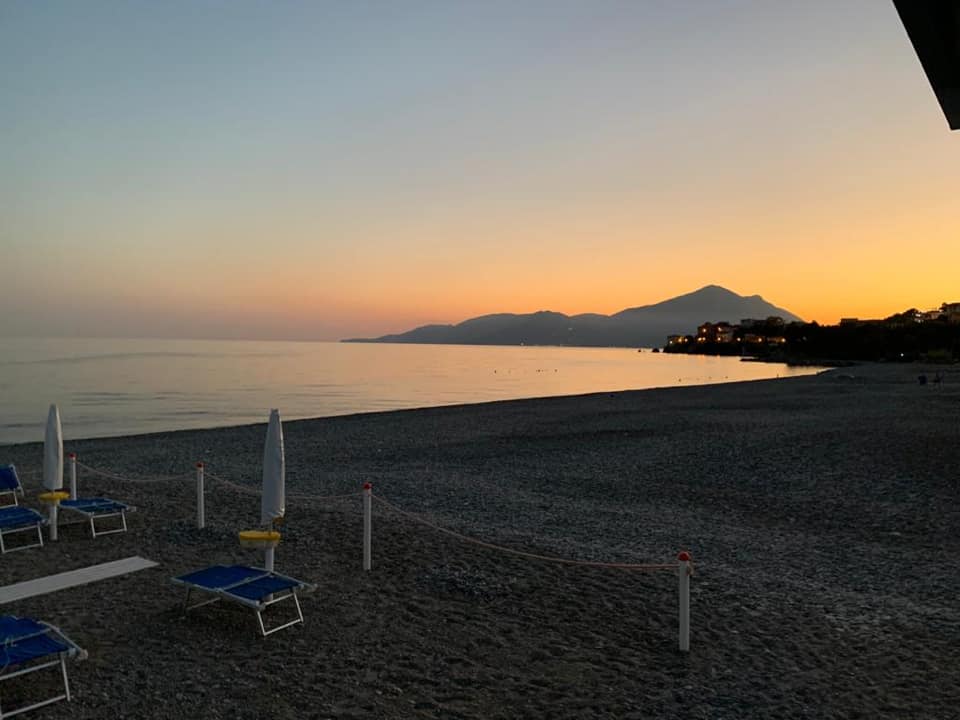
[3,368,834,451]
[2,362,958,718]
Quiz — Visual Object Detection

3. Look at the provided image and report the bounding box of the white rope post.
[264,546,275,572]
[678,550,692,652]
[363,482,372,571]
[195,462,205,529]
[68,453,78,500]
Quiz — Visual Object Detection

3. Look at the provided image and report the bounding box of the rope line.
[75,461,192,484]
[205,470,361,501]
[204,471,259,496]
[372,494,678,572]
[288,490,362,501]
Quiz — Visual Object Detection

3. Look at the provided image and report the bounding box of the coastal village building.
[670,301,960,352]
[912,304,960,324]
[694,318,785,345]
[696,322,736,344]
[942,303,960,323]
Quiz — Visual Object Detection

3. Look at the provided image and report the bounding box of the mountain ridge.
[342,285,802,348]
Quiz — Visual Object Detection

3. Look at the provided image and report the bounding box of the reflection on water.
[0,337,823,444]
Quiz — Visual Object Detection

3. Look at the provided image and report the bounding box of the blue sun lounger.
[171,565,314,636]
[0,615,87,719]
[0,466,24,509]
[0,507,46,554]
[59,498,133,538]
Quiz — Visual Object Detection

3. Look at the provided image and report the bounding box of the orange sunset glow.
[3,1,957,341]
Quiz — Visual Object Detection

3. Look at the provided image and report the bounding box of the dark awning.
[893,1,960,130]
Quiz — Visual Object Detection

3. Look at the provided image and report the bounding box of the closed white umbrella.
[260,409,285,571]
[43,404,63,492]
[261,409,285,526]
[43,404,64,541]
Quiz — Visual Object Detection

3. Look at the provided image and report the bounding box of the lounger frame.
[0,509,45,555]
[0,524,44,555]
[59,501,133,538]
[172,568,312,637]
[0,620,87,719]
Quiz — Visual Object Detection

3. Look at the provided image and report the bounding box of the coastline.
[0,338,825,447]
[2,364,958,718]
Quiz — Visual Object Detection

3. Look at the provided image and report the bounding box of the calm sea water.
[0,338,823,445]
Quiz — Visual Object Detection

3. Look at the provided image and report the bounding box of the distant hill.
[342,285,802,348]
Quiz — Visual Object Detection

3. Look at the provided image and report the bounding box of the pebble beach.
[2,363,959,719]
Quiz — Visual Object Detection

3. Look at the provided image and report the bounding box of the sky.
[2,0,958,341]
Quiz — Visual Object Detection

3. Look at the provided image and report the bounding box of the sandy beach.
[2,364,959,719]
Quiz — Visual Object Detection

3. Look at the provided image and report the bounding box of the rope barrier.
[204,471,259,496]
[288,490,363,502]
[372,494,678,572]
[75,460,192,484]
[204,470,361,502]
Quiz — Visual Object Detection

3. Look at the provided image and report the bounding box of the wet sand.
[2,364,959,719]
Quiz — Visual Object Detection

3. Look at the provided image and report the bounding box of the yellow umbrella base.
[38,491,71,505]
[238,530,281,549]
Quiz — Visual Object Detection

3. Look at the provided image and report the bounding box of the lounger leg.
[182,588,192,615]
[0,526,46,554]
[258,591,306,636]
[293,590,304,625]
[60,655,71,702]
[89,512,128,538]
[0,657,73,718]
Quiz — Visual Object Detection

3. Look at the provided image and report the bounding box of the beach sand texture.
[2,364,958,719]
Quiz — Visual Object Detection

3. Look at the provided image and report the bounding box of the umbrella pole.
[68,453,77,500]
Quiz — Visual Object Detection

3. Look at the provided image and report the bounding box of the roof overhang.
[893,1,960,130]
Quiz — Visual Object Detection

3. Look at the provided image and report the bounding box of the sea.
[0,337,825,446]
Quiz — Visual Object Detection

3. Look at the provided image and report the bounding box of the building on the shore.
[942,303,960,323]
[696,322,736,344]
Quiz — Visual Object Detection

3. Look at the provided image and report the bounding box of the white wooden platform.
[0,556,158,604]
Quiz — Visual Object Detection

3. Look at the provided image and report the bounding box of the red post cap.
[677,551,691,562]
[362,482,372,490]
[196,461,204,468]
[68,452,77,459]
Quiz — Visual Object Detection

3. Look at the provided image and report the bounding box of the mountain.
[342,285,802,348]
